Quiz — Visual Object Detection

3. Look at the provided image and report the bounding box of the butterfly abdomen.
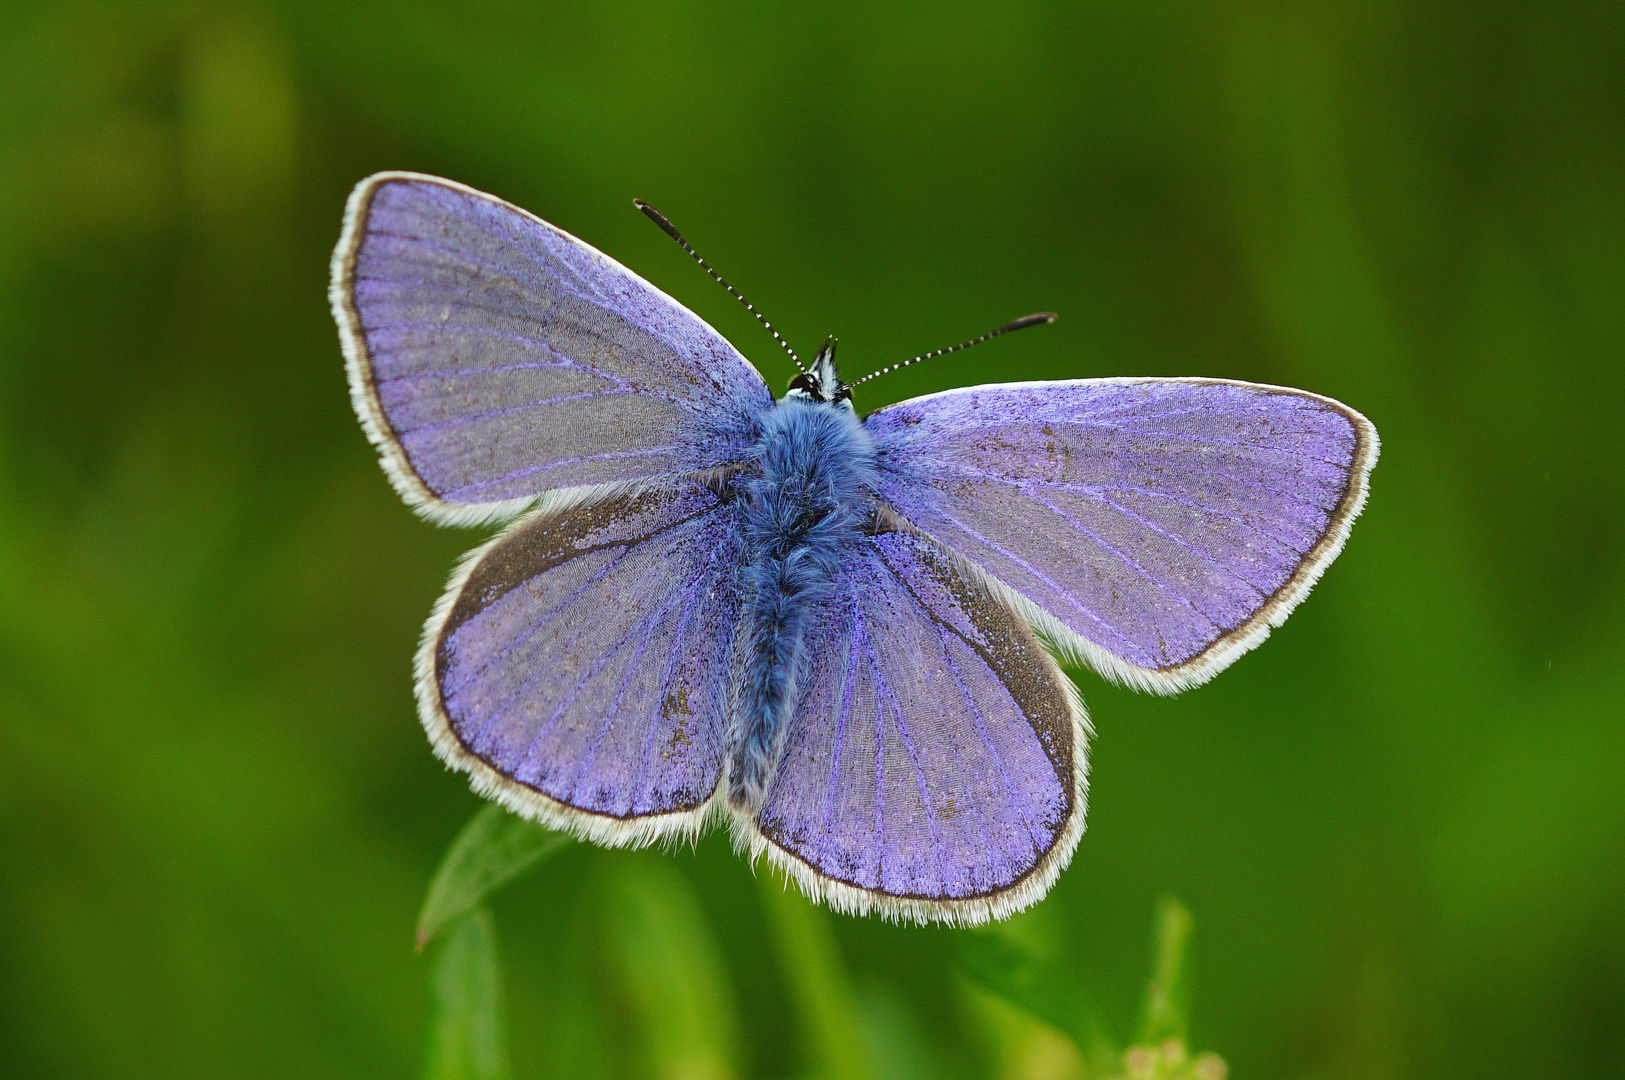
[728,398,877,812]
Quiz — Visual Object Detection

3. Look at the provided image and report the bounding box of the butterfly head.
[785,336,852,410]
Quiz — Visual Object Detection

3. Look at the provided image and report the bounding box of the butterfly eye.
[787,372,819,397]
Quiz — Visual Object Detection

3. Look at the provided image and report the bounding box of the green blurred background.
[2,1,1621,1077]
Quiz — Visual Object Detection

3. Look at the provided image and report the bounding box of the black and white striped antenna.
[842,312,1056,391]
[634,200,810,378]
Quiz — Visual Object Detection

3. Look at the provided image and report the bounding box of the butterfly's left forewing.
[332,173,773,525]
[423,480,747,846]
[738,528,1087,926]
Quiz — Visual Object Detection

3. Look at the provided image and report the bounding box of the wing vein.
[818,584,864,854]
[508,553,713,777]
[922,509,1122,640]
[366,326,628,385]
[1020,493,1227,629]
[457,506,713,701]
[563,540,730,807]
[361,228,589,298]
[919,458,1333,528]
[855,606,949,892]
[442,448,681,500]
[393,388,641,435]
[627,541,734,811]
[894,419,1348,469]
[875,544,1030,851]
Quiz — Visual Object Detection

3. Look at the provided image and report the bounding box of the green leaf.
[1135,896,1194,1046]
[758,875,875,1080]
[957,929,1117,1074]
[424,905,509,1080]
[417,803,572,949]
[602,856,740,1080]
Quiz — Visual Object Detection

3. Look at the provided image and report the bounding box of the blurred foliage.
[963,897,1224,1080]
[961,913,1121,1075]
[427,905,510,1080]
[1,0,1622,1078]
[418,804,572,950]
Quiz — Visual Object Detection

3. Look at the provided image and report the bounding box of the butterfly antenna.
[633,199,810,378]
[842,312,1056,390]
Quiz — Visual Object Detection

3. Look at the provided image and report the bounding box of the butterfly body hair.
[728,394,877,812]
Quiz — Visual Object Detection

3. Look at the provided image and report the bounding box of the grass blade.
[758,874,874,1080]
[417,803,572,949]
[602,856,740,1080]
[424,905,508,1080]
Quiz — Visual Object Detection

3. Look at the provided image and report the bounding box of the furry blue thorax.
[727,394,877,811]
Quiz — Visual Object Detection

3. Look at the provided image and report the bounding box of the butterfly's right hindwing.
[735,528,1089,926]
[421,480,747,847]
[332,173,773,526]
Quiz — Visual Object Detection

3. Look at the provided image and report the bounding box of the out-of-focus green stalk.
[424,905,509,1080]
[1136,897,1193,1047]
[602,857,740,1080]
[757,876,875,1080]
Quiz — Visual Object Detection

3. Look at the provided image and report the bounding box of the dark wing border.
[332,172,529,525]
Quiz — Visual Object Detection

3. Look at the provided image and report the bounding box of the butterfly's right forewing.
[423,480,747,846]
[865,378,1377,693]
[332,173,773,525]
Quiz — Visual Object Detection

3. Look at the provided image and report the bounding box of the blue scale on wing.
[752,529,1080,905]
[434,483,746,820]
[338,175,773,520]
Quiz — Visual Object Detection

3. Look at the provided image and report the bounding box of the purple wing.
[864,378,1379,691]
[740,529,1087,925]
[421,480,745,844]
[331,173,773,525]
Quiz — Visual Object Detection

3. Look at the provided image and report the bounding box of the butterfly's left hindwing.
[421,480,747,847]
[736,528,1088,926]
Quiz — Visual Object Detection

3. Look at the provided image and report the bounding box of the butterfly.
[330,172,1378,925]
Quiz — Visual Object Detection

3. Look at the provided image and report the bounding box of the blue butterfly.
[331,173,1377,924]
